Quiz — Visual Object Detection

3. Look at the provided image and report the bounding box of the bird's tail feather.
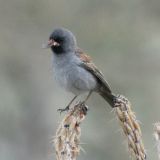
[99,90,116,108]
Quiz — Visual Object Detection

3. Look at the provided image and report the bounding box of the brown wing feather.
[76,48,112,93]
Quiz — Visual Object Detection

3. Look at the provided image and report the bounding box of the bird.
[43,28,116,112]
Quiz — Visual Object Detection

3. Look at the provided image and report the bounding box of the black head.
[49,28,77,54]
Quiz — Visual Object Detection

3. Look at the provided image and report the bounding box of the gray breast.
[52,53,97,95]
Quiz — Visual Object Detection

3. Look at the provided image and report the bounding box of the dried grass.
[54,102,88,160]
[115,95,146,160]
[154,122,160,159]
[54,95,146,160]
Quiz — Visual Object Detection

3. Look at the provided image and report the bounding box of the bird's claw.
[57,105,70,114]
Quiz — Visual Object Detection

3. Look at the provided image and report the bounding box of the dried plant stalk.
[154,122,160,159]
[114,95,146,160]
[54,102,88,160]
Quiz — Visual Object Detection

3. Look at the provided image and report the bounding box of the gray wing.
[79,61,112,93]
[76,48,112,93]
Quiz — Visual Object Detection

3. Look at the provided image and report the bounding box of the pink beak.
[42,39,60,49]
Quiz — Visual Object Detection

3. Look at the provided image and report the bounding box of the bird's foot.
[57,105,70,114]
[76,101,88,115]
[81,103,88,115]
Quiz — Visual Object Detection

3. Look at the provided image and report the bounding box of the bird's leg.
[57,95,77,113]
[82,91,92,104]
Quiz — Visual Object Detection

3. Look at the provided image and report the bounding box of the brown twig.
[114,95,146,160]
[54,102,88,160]
[154,122,160,159]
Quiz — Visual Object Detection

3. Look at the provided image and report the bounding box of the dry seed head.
[54,102,88,160]
[154,122,160,159]
[115,95,146,160]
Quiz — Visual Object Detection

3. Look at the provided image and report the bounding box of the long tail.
[99,89,116,108]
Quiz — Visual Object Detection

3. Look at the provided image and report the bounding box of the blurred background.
[0,0,160,159]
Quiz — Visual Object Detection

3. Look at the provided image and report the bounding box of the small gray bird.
[43,28,116,112]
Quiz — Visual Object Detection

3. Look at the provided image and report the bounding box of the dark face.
[49,28,77,54]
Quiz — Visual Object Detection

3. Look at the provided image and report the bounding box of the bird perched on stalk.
[43,28,116,112]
